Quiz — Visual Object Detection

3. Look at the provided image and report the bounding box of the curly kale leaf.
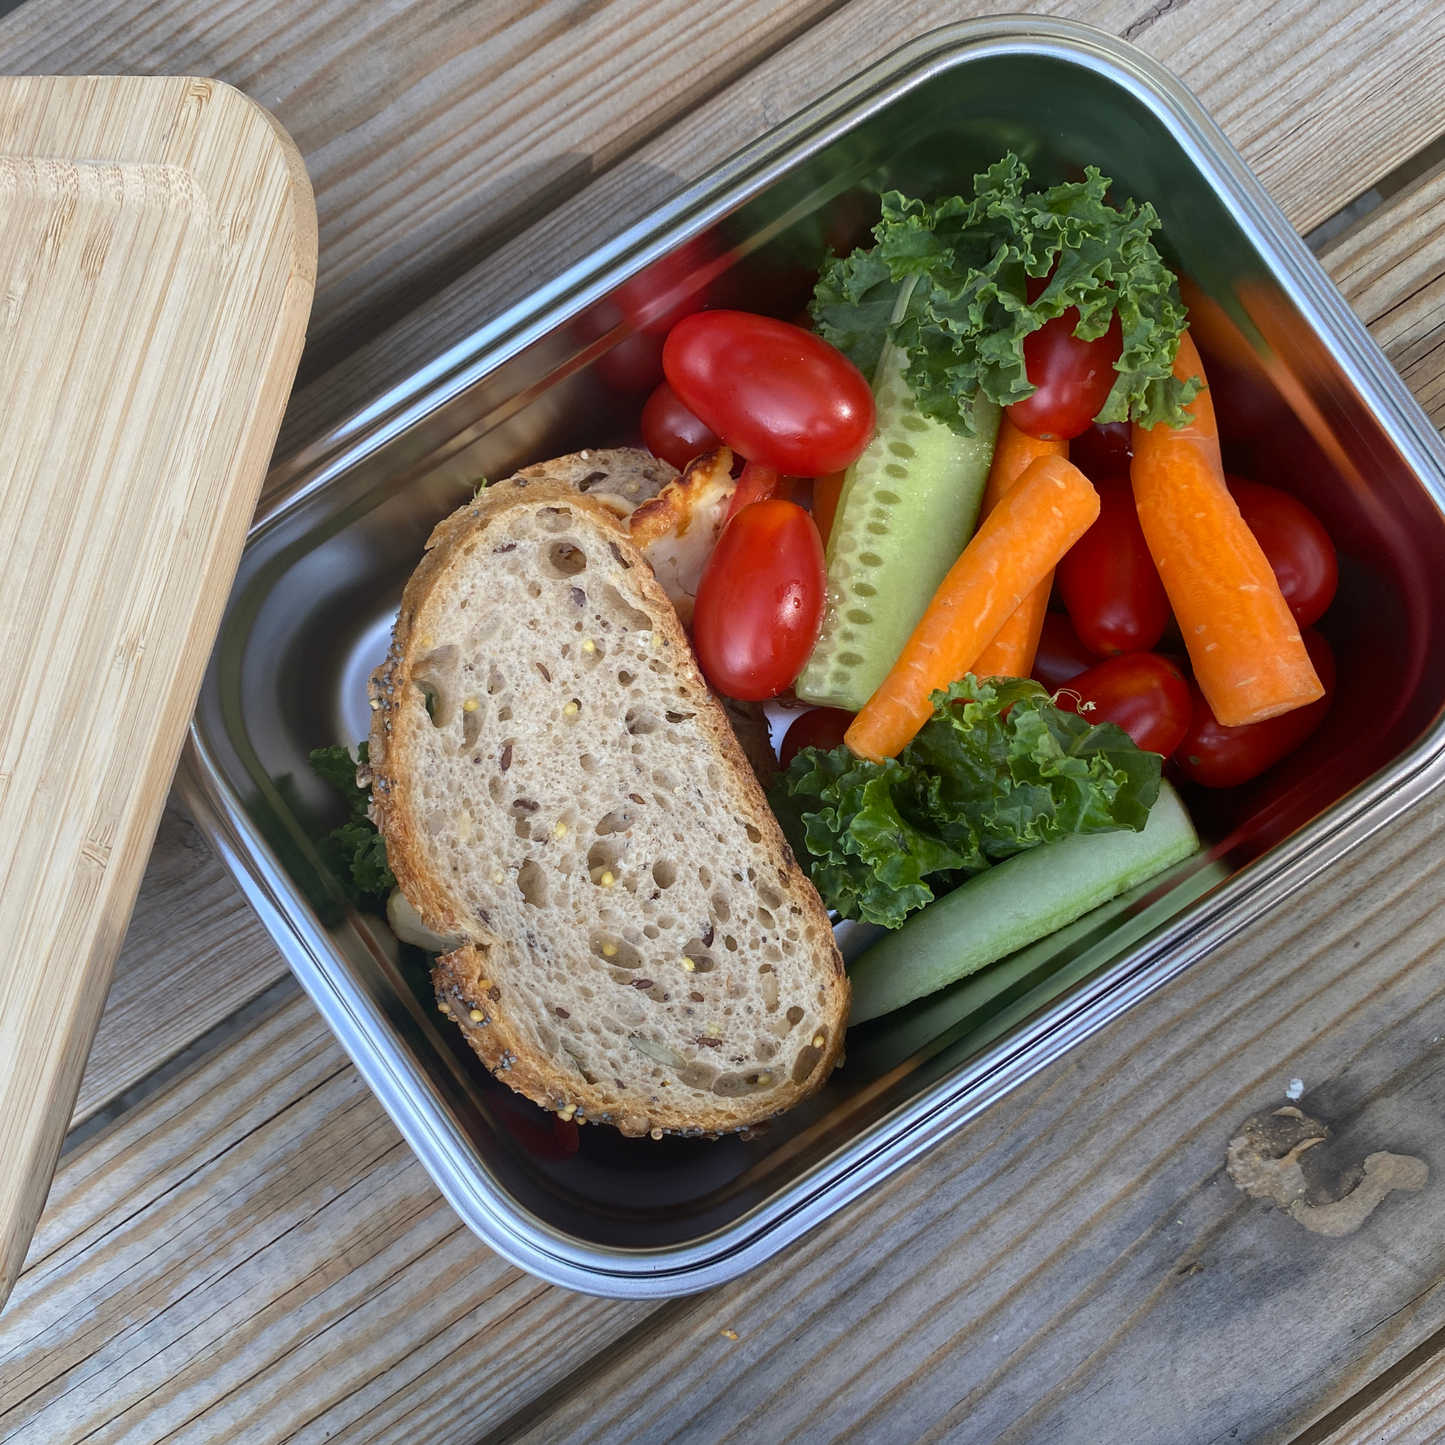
[810,153,1200,434]
[770,675,1162,928]
[309,742,396,907]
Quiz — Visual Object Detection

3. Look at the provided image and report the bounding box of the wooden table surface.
[6,2,1445,1441]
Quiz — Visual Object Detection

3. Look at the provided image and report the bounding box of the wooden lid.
[0,76,316,1307]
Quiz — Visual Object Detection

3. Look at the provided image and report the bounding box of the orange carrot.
[973,417,1068,680]
[846,455,1101,761]
[812,470,846,548]
[1131,331,1322,727]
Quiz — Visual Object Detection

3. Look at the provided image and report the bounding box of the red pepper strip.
[723,460,781,524]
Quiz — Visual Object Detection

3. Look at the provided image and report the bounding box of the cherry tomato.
[1174,629,1336,788]
[1056,475,1170,655]
[1070,420,1132,481]
[640,380,721,470]
[1057,653,1192,756]
[595,331,665,395]
[779,707,855,767]
[1008,309,1124,441]
[663,312,875,477]
[693,500,826,700]
[1031,612,1103,692]
[1227,476,1338,627]
[594,241,711,394]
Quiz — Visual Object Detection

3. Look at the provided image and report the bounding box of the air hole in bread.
[413,644,460,727]
[618,669,636,687]
[756,906,776,930]
[625,707,660,736]
[588,839,625,880]
[745,824,762,844]
[600,584,653,633]
[579,753,599,774]
[547,541,587,576]
[518,858,547,907]
[591,932,641,969]
[787,1005,805,1026]
[724,935,738,952]
[711,893,731,922]
[488,774,505,803]
[682,939,714,972]
[792,1029,826,1084]
[462,702,484,748]
[760,971,780,1010]
[757,881,783,910]
[536,506,574,533]
[711,1072,774,1098]
[527,581,542,598]
[487,666,505,694]
[498,705,513,722]
[653,859,676,889]
[698,865,712,887]
[643,924,660,939]
[595,808,632,835]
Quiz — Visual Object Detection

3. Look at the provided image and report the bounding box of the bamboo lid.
[0,75,316,1308]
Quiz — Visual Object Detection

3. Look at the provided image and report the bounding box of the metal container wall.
[181,17,1445,1295]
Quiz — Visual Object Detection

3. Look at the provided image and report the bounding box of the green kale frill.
[809,154,1200,435]
[769,676,1162,928]
[309,742,397,907]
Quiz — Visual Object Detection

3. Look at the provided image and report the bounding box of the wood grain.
[71,797,290,1128]
[15,4,1445,1439]
[272,0,1445,481]
[1,987,650,1445]
[1319,163,1445,429]
[0,76,315,1312]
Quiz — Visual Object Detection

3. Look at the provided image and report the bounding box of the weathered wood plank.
[72,797,290,1128]
[1319,163,1445,429]
[273,0,1445,476]
[1313,1339,1445,1445]
[1,987,649,1444]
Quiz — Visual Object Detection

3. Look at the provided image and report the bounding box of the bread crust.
[368,466,848,1137]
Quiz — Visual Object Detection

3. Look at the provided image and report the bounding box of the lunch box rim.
[180,14,1445,1297]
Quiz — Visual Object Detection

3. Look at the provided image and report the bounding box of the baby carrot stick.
[973,416,1068,679]
[1131,331,1322,727]
[846,455,1100,761]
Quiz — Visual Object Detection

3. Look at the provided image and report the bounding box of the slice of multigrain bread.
[368,472,848,1138]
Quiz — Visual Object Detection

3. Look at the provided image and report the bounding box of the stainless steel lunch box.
[179,16,1445,1296]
